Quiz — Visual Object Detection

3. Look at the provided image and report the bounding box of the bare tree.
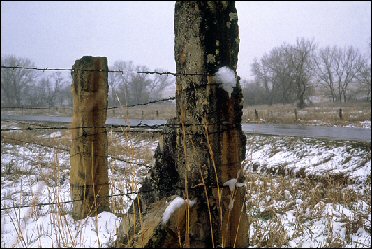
[286,38,316,108]
[128,65,151,105]
[108,60,134,106]
[251,57,273,104]
[251,40,315,107]
[1,55,38,106]
[50,72,66,107]
[316,46,364,102]
[315,46,338,102]
[148,68,174,100]
[336,46,364,102]
[357,54,371,101]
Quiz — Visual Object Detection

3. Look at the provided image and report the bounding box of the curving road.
[1,114,371,142]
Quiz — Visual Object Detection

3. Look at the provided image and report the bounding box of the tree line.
[242,38,371,108]
[2,38,370,109]
[1,55,174,108]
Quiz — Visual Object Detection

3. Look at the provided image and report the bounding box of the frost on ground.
[1,123,371,248]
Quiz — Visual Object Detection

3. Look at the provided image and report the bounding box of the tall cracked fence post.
[174,1,248,247]
[115,2,248,247]
[70,56,110,220]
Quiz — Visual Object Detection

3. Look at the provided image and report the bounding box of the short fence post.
[70,56,109,220]
[339,108,343,120]
[294,108,298,121]
[255,109,259,120]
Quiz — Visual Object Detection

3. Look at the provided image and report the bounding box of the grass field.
[2,101,370,128]
[1,119,371,247]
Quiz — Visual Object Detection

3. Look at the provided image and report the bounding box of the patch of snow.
[215,66,236,97]
[223,178,237,192]
[360,120,371,129]
[49,131,62,138]
[162,197,196,225]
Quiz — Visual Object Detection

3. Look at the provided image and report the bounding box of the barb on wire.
[0,189,156,211]
[1,65,213,77]
[1,65,123,73]
[1,97,175,110]
[1,136,151,167]
[108,96,175,109]
[1,65,72,72]
[0,106,65,110]
[137,71,214,76]
[0,121,236,132]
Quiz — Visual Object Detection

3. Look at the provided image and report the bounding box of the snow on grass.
[1,128,371,248]
[0,134,156,248]
[245,135,371,186]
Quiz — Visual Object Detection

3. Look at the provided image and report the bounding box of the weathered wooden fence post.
[174,1,248,247]
[116,2,248,247]
[70,56,110,219]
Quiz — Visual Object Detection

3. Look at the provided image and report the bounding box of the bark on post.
[174,1,248,247]
[70,56,109,219]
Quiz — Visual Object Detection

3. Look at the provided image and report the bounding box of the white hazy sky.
[1,1,371,80]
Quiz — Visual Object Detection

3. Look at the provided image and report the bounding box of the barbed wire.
[0,121,238,132]
[0,189,156,211]
[0,126,164,133]
[1,96,175,110]
[1,106,58,110]
[1,136,151,167]
[108,96,175,109]
[1,65,214,76]
[137,71,213,76]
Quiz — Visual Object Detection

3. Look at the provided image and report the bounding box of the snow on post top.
[215,66,237,97]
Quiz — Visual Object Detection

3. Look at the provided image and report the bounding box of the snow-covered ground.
[1,125,371,247]
[244,135,371,248]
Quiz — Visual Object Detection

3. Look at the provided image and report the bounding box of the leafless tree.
[357,54,371,101]
[336,46,364,102]
[127,65,152,105]
[149,68,174,100]
[251,38,315,108]
[286,38,316,108]
[315,46,338,102]
[1,55,39,106]
[109,61,171,106]
[108,60,134,106]
[316,46,364,102]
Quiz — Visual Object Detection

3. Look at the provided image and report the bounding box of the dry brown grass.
[1,117,371,247]
[242,101,371,126]
[3,101,370,127]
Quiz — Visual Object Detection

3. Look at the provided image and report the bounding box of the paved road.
[1,114,371,142]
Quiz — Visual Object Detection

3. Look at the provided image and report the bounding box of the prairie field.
[2,101,370,128]
[1,117,371,247]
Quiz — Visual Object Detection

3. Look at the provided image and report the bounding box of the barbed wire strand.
[1,65,215,76]
[1,136,151,167]
[0,189,156,211]
[0,121,237,132]
[1,96,175,110]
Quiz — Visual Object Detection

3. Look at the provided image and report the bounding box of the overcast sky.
[1,1,371,80]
